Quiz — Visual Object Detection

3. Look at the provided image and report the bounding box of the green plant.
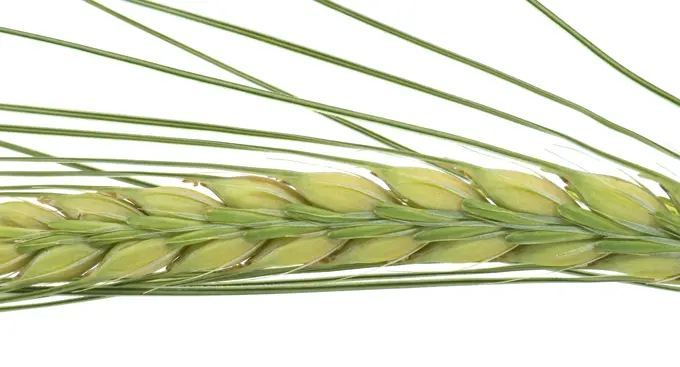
[0,0,678,311]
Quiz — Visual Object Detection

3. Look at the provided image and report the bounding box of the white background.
[1,0,680,366]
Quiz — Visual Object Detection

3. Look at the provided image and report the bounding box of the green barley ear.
[461,167,574,216]
[249,235,344,269]
[372,166,483,210]
[87,238,181,280]
[169,237,259,273]
[0,201,63,229]
[17,244,106,283]
[283,172,397,213]
[411,236,514,263]
[501,240,599,267]
[40,193,142,222]
[330,234,422,265]
[0,244,32,275]
[591,255,680,280]
[198,176,306,209]
[110,186,222,219]
[556,170,665,227]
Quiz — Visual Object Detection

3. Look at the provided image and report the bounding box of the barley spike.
[1,166,680,308]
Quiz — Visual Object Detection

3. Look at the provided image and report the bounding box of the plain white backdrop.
[1,0,679,365]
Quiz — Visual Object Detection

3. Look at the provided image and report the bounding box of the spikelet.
[0,244,32,275]
[373,167,483,210]
[169,237,259,273]
[17,244,106,283]
[0,201,63,229]
[40,193,141,222]
[411,236,514,264]
[591,255,680,280]
[462,167,574,216]
[556,170,665,227]
[249,235,344,269]
[87,238,180,281]
[330,235,422,265]
[501,240,599,267]
[284,172,397,212]
[111,187,222,219]
[199,176,306,209]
